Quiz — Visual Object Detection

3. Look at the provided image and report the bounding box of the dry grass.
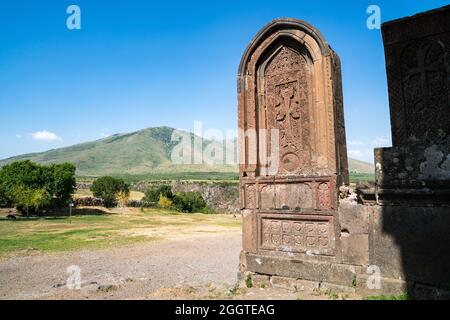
[0,207,241,257]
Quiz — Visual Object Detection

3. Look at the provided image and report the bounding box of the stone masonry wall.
[131,181,240,213]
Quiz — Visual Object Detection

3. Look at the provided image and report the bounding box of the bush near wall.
[172,191,208,213]
[134,181,239,213]
[142,184,209,213]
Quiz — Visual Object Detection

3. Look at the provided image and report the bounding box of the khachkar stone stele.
[376,6,450,205]
[238,19,348,278]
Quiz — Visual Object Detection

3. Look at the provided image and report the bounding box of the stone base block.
[319,282,356,295]
[242,252,358,287]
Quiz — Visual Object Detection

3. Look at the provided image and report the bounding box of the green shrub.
[158,194,173,208]
[143,185,173,203]
[172,191,207,213]
[245,274,253,288]
[90,176,130,207]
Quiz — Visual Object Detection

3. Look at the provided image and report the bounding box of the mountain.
[0,126,374,177]
[348,158,375,174]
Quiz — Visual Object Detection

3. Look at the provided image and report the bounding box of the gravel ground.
[0,230,360,300]
[0,232,242,300]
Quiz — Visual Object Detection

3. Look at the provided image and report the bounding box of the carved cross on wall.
[403,42,444,110]
[275,83,300,142]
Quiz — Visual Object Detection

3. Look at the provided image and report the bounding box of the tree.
[0,160,76,211]
[12,185,51,218]
[0,160,43,201]
[44,163,76,205]
[0,181,9,208]
[90,176,130,208]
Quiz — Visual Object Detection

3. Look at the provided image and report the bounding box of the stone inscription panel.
[258,214,335,256]
[243,179,334,211]
[261,183,313,210]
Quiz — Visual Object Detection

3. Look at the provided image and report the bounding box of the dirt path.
[0,230,359,300]
[0,232,242,300]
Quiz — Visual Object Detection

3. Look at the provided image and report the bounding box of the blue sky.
[0,0,448,162]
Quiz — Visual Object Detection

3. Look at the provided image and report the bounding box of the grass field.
[77,172,373,185]
[349,173,375,183]
[0,208,241,257]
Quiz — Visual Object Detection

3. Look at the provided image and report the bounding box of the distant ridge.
[0,126,374,177]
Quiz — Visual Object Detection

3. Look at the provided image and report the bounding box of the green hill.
[0,126,373,179]
[348,158,375,174]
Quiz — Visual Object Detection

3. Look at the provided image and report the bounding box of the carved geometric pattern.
[261,217,331,253]
[245,184,256,209]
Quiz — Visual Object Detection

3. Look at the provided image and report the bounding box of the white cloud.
[15,134,22,139]
[372,136,390,146]
[348,140,364,146]
[100,128,110,138]
[31,130,62,142]
[348,148,375,162]
[348,149,364,158]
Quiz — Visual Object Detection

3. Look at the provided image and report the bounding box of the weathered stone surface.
[270,276,299,292]
[243,273,321,292]
[294,279,320,292]
[374,146,450,205]
[355,275,411,297]
[338,202,370,235]
[251,274,271,288]
[340,234,369,266]
[382,5,450,147]
[319,282,355,295]
[241,209,258,252]
[371,206,450,285]
[242,253,357,286]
